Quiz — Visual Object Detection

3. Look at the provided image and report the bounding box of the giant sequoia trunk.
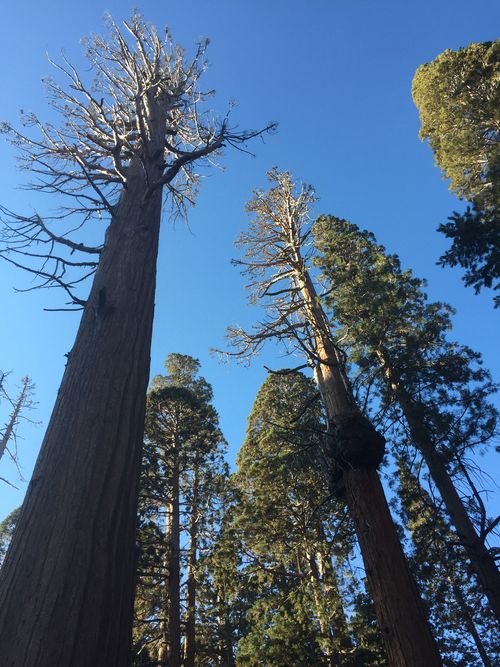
[295,271,442,666]
[0,160,163,666]
[378,351,500,625]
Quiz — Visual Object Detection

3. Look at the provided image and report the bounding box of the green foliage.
[412,40,500,303]
[133,353,228,664]
[396,457,499,666]
[313,215,498,468]
[412,40,500,207]
[437,204,499,306]
[0,507,20,566]
[229,371,386,665]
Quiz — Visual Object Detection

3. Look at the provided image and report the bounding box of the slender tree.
[313,215,500,624]
[133,354,227,667]
[0,14,272,666]
[0,374,35,485]
[224,170,441,665]
[396,455,498,667]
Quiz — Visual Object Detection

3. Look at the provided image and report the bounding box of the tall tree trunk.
[295,270,442,666]
[316,546,353,654]
[157,507,172,666]
[0,158,163,666]
[449,577,493,667]
[377,350,500,625]
[307,551,341,666]
[167,431,182,667]
[183,466,199,667]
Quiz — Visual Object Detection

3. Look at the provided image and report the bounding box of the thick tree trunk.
[184,467,199,667]
[294,270,441,665]
[0,161,162,666]
[378,351,500,625]
[167,434,182,667]
[345,468,441,666]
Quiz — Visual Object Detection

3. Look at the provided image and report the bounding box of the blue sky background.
[0,1,499,523]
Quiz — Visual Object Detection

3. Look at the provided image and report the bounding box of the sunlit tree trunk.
[296,272,442,666]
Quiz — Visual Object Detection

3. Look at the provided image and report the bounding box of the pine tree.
[225,170,441,665]
[396,455,498,666]
[133,354,227,667]
[412,40,500,304]
[313,215,500,624]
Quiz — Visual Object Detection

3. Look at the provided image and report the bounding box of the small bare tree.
[224,169,441,665]
[0,14,273,666]
[0,374,36,487]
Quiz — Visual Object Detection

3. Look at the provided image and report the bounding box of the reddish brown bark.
[0,161,163,666]
[295,271,442,666]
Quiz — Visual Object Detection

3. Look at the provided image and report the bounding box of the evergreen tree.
[0,507,20,566]
[313,215,500,623]
[232,371,357,666]
[396,455,498,666]
[0,15,271,665]
[133,354,227,667]
[225,170,441,665]
[412,40,500,304]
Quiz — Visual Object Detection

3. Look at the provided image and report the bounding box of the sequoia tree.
[0,14,272,666]
[232,371,356,665]
[224,170,441,665]
[313,215,500,624]
[412,40,500,304]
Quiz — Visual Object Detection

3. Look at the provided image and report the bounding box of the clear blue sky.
[0,0,499,520]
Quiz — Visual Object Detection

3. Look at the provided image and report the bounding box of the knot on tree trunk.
[328,414,386,496]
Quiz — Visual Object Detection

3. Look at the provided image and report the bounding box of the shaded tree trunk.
[378,350,500,625]
[450,577,493,667]
[0,158,164,666]
[183,466,199,667]
[167,431,182,667]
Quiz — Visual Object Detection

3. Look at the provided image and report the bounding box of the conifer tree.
[224,171,441,665]
[313,215,500,624]
[232,371,356,666]
[412,40,499,304]
[396,455,498,666]
[0,14,271,664]
[133,354,227,667]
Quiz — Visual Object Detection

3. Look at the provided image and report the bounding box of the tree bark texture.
[295,265,441,665]
[345,468,442,666]
[378,352,500,625]
[0,161,163,666]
